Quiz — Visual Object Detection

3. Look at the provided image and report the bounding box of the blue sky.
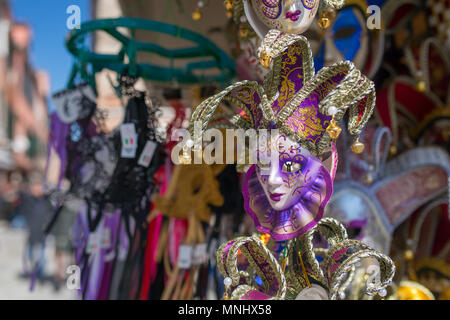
[10,0,91,96]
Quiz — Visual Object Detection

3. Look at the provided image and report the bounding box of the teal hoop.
[65,18,235,89]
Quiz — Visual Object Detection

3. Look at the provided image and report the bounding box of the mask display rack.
[37,18,243,300]
[65,17,236,91]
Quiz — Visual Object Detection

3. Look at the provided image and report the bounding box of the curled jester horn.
[217,218,395,300]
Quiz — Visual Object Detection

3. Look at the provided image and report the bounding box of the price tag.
[120,123,137,158]
[177,245,193,269]
[86,233,99,254]
[138,141,157,167]
[193,243,207,265]
[101,228,111,249]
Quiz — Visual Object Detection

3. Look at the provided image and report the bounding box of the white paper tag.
[120,123,137,147]
[120,123,137,158]
[138,141,157,167]
[193,243,207,265]
[86,233,99,254]
[101,228,111,249]
[121,146,137,158]
[177,245,193,269]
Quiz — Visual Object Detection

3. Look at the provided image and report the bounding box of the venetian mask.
[325,189,390,252]
[305,5,370,74]
[52,83,96,124]
[189,30,376,240]
[243,132,333,240]
[245,0,320,38]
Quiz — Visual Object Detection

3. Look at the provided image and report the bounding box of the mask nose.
[267,163,283,189]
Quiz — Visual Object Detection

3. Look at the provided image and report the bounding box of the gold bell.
[403,249,414,261]
[239,26,249,38]
[363,173,374,184]
[259,50,272,68]
[389,144,397,156]
[415,79,426,92]
[326,120,342,140]
[192,9,202,21]
[318,9,335,29]
[225,0,234,10]
[223,277,232,300]
[351,139,365,154]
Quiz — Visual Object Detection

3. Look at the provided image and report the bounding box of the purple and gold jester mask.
[243,0,346,38]
[245,0,321,37]
[305,0,387,77]
[189,30,375,241]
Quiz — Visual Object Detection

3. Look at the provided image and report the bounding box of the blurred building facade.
[0,0,50,219]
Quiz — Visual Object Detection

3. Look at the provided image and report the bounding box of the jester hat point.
[189,30,376,157]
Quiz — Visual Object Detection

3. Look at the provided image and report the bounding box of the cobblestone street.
[0,222,75,300]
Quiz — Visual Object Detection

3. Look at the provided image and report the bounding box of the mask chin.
[283,20,310,35]
[246,1,315,38]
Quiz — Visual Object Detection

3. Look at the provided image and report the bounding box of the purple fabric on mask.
[283,74,345,145]
[243,162,333,241]
[272,43,305,114]
[241,290,272,300]
[232,86,263,129]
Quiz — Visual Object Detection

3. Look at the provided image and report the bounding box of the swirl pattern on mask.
[244,161,333,241]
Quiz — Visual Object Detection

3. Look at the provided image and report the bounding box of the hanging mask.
[376,38,450,153]
[305,1,386,77]
[308,5,368,69]
[189,30,375,240]
[244,0,323,37]
[51,83,118,206]
[191,29,396,301]
[244,133,333,240]
[325,124,450,254]
[52,83,96,124]
[102,91,165,220]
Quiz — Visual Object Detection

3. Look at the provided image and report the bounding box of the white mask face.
[256,133,321,211]
[247,0,320,37]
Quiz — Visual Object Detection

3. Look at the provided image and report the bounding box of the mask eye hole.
[282,161,301,173]
[334,25,357,39]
